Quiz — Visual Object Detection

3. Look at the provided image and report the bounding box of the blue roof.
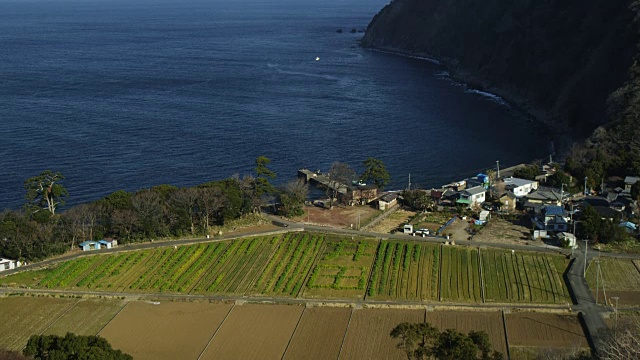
[543,205,565,216]
[79,240,97,247]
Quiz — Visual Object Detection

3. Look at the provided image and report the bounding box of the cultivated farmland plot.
[367,241,440,301]
[283,307,351,360]
[440,246,482,302]
[506,312,589,353]
[426,310,508,356]
[200,304,304,360]
[43,298,127,336]
[0,296,77,350]
[481,249,571,304]
[99,301,233,360]
[339,308,425,360]
[302,236,377,299]
[586,257,640,306]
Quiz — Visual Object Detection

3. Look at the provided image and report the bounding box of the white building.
[503,177,539,198]
[461,186,486,206]
[0,258,21,272]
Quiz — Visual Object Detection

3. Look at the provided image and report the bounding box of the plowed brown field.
[0,296,76,350]
[283,307,351,360]
[99,301,232,360]
[44,299,126,336]
[506,313,589,349]
[426,311,508,356]
[200,303,303,360]
[339,308,425,360]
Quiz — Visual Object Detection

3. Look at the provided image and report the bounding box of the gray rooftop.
[625,176,640,185]
[464,186,486,196]
[503,177,537,188]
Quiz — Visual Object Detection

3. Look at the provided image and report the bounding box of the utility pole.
[612,296,620,335]
[583,240,589,277]
[561,183,567,204]
[496,161,500,179]
[407,174,411,191]
[595,258,601,304]
[584,176,588,196]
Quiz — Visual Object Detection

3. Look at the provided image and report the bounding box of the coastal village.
[296,162,639,251]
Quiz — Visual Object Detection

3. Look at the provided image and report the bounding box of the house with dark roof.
[378,193,398,211]
[524,188,563,211]
[533,205,569,232]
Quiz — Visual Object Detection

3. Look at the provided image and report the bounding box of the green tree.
[631,181,640,201]
[513,164,541,181]
[23,333,132,360]
[24,170,68,215]
[390,322,503,360]
[361,157,391,190]
[254,156,276,197]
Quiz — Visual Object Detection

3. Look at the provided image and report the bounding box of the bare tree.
[327,162,355,208]
[169,188,199,235]
[597,317,640,360]
[197,187,227,231]
[279,179,309,217]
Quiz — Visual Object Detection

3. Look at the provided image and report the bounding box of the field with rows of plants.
[481,250,571,304]
[302,235,377,299]
[367,241,440,300]
[1,232,575,305]
[440,246,482,302]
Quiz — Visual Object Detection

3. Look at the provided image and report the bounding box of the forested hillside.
[362,0,640,183]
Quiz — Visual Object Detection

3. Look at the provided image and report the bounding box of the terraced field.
[440,246,482,302]
[481,250,571,304]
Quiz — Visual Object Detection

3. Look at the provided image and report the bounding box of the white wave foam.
[464,88,509,107]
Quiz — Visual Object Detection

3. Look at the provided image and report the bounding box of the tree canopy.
[361,157,391,190]
[24,170,68,216]
[23,333,132,360]
[390,322,503,360]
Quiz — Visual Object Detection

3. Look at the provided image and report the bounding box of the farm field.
[0,296,77,350]
[302,236,377,299]
[200,304,303,360]
[440,246,482,302]
[586,257,640,306]
[506,312,589,351]
[283,307,351,360]
[339,308,425,360]
[99,301,232,360]
[482,250,571,304]
[367,241,440,301]
[426,311,508,356]
[43,298,126,336]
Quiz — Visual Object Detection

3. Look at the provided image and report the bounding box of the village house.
[0,258,21,272]
[459,186,486,206]
[624,176,639,191]
[499,191,517,212]
[502,177,539,197]
[342,183,378,206]
[533,205,569,232]
[377,193,398,211]
[523,188,564,211]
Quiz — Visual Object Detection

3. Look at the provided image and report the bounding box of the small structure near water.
[79,238,118,251]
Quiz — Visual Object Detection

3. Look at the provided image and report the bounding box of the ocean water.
[0,0,548,210]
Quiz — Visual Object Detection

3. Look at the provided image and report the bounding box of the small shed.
[557,232,577,248]
[79,240,100,251]
[403,224,414,234]
[479,210,490,222]
[378,193,398,211]
[98,238,118,249]
[0,258,21,272]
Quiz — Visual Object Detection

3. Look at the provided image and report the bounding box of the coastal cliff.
[362,0,636,134]
[362,0,640,181]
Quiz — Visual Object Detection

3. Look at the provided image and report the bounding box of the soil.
[0,296,76,351]
[201,303,304,360]
[472,218,544,247]
[426,310,508,356]
[368,209,416,234]
[293,205,380,229]
[593,290,640,307]
[99,301,233,360]
[505,312,589,349]
[283,307,351,360]
[44,298,127,336]
[339,308,425,360]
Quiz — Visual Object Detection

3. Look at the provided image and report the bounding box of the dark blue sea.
[0,0,548,210]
